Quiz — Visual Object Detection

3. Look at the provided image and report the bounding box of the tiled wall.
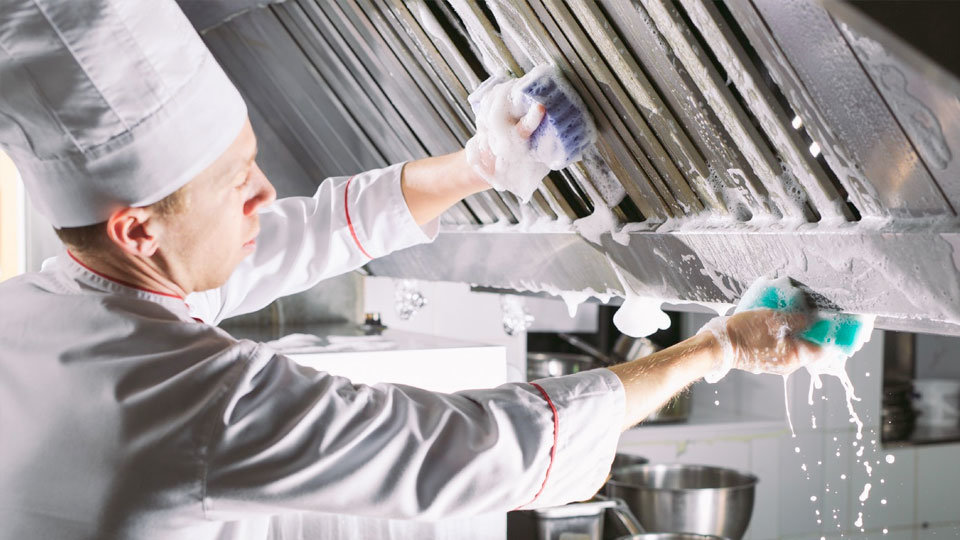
[618,316,960,540]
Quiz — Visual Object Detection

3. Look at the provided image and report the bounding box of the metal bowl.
[526,352,595,380]
[606,464,757,540]
[617,534,729,540]
[612,453,650,472]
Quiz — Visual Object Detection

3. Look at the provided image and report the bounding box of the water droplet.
[714,400,720,406]
[881,498,887,505]
[841,474,847,480]
[885,454,896,464]
[795,446,801,454]
[810,495,818,502]
[883,528,889,534]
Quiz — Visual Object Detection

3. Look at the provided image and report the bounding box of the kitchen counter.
[224,322,509,394]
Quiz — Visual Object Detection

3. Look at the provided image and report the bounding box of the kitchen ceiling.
[183,0,960,336]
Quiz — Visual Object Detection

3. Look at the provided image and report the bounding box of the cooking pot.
[526,352,595,380]
[605,464,757,540]
[506,496,643,540]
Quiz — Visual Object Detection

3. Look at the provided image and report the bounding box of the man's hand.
[700,309,819,382]
[464,66,595,203]
[399,87,545,227]
[468,102,546,180]
[464,76,551,203]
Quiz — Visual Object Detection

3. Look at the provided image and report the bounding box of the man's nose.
[244,164,277,216]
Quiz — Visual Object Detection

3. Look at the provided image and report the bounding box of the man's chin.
[193,260,245,293]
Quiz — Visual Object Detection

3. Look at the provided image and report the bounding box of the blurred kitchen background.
[3,0,960,539]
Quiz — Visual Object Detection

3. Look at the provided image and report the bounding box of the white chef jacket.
[0,163,626,539]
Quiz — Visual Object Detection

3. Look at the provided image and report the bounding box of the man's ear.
[105,207,161,257]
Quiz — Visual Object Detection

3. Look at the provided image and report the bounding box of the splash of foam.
[607,256,671,338]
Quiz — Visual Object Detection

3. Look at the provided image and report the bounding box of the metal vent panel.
[193,0,960,335]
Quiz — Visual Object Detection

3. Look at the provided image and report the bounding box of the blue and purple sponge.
[515,65,596,169]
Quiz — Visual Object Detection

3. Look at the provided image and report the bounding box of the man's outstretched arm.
[609,333,716,431]
[610,309,817,430]
[400,150,490,226]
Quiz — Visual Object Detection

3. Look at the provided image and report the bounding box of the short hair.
[54,185,189,252]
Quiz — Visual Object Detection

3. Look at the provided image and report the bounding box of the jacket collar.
[58,250,195,319]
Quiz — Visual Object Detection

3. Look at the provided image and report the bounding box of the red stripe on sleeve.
[517,382,559,508]
[344,175,373,259]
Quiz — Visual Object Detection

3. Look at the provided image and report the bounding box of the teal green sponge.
[735,277,873,356]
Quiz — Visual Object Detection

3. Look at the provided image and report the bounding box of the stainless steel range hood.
[183,0,960,336]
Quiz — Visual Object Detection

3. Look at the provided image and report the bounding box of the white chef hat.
[0,0,247,228]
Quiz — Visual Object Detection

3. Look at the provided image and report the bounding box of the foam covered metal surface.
[192,0,960,334]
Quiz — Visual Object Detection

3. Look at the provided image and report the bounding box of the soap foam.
[607,255,671,338]
[465,66,597,203]
[711,276,876,440]
[613,294,672,338]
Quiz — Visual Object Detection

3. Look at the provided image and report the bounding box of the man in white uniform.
[0,1,819,538]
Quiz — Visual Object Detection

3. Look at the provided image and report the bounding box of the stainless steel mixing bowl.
[605,464,757,540]
[611,453,650,472]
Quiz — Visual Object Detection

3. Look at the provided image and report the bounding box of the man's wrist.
[453,148,492,196]
[688,331,722,379]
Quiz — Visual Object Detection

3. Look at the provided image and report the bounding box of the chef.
[0,1,820,539]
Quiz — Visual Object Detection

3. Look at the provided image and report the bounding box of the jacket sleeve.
[186,162,438,325]
[201,343,625,521]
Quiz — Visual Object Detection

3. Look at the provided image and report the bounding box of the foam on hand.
[465,65,597,203]
[730,276,876,438]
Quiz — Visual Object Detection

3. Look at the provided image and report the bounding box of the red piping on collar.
[66,251,185,300]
